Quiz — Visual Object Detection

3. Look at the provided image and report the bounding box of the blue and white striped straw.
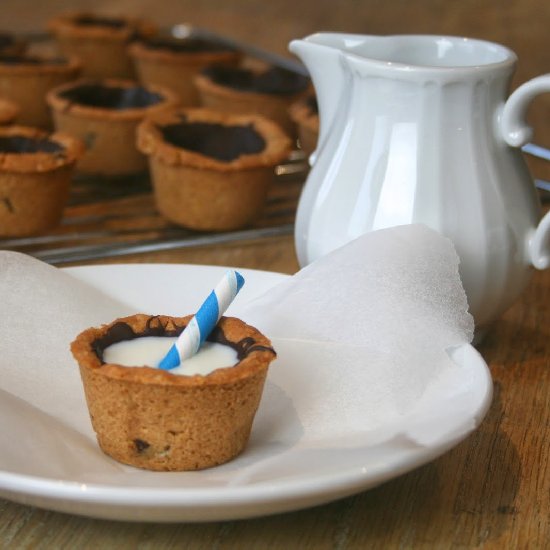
[158,269,245,370]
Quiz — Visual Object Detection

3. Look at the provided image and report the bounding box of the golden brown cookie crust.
[137,107,292,171]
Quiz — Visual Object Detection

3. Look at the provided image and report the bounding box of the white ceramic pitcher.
[289,33,550,328]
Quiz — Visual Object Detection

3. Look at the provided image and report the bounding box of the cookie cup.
[0,54,81,128]
[71,314,277,471]
[129,37,242,106]
[194,66,310,136]
[0,125,84,236]
[47,79,179,176]
[49,12,156,79]
[137,108,292,230]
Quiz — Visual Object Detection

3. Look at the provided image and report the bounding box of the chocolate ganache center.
[73,15,127,29]
[203,65,309,95]
[143,37,235,54]
[0,135,64,154]
[159,120,265,162]
[59,83,163,110]
[92,316,275,364]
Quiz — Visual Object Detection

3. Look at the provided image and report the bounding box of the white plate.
[0,264,492,522]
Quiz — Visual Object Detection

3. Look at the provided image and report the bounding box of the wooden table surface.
[1,0,549,548]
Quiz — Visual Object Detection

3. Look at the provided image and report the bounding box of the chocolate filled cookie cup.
[0,125,84,236]
[129,36,242,106]
[194,65,310,136]
[71,314,277,471]
[137,108,292,230]
[0,54,81,128]
[49,12,156,79]
[47,79,179,176]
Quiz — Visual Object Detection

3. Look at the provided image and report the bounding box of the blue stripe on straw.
[194,290,219,345]
[158,269,245,371]
[236,271,245,292]
[159,345,180,371]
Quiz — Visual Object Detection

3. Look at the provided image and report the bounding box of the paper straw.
[158,270,245,370]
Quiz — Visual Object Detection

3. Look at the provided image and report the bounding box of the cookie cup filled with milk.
[71,313,276,471]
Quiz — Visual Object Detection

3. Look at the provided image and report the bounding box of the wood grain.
[0,0,549,547]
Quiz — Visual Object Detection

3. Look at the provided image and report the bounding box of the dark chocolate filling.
[159,120,265,162]
[92,316,275,365]
[0,55,67,66]
[58,83,163,110]
[72,15,127,29]
[142,37,236,54]
[202,65,309,95]
[0,135,64,154]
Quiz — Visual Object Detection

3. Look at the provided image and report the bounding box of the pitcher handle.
[500,75,550,270]
[530,212,550,270]
[501,74,550,147]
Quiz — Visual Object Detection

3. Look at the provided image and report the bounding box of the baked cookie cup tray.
[0,25,309,265]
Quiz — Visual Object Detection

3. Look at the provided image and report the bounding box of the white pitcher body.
[289,34,550,328]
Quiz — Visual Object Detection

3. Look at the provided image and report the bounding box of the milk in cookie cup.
[71,314,276,471]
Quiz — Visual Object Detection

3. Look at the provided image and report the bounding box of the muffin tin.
[0,25,309,264]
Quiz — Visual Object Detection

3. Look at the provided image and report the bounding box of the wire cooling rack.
[0,152,307,265]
